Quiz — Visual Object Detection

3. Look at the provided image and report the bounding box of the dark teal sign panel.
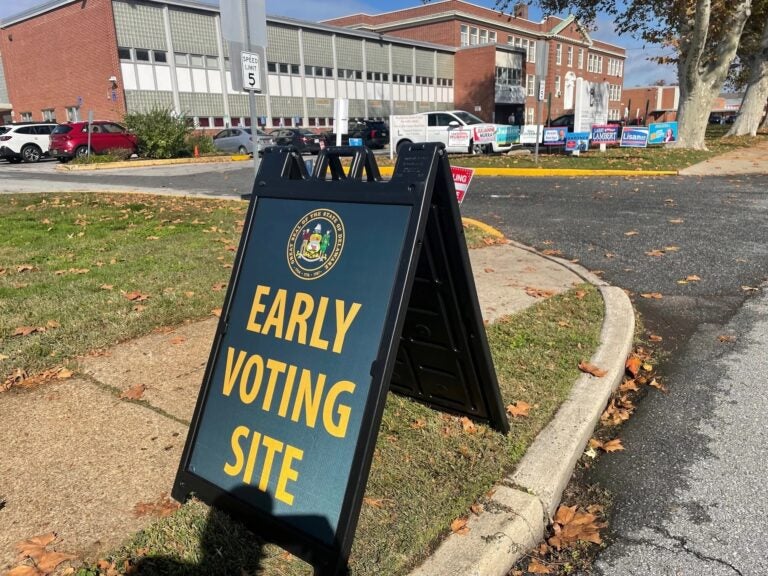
[187,197,410,545]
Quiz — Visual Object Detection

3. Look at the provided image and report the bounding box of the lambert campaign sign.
[591,125,620,144]
[648,122,678,145]
[620,127,649,148]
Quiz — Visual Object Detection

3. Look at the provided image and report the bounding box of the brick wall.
[382,21,458,46]
[454,45,496,122]
[0,0,124,123]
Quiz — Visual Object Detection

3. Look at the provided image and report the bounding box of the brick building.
[325,0,627,124]
[0,0,625,129]
[621,85,680,123]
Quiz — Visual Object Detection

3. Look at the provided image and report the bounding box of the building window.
[489,31,496,43]
[42,109,56,122]
[175,53,188,66]
[135,49,150,62]
[598,56,604,73]
[480,29,488,44]
[268,62,277,73]
[65,107,78,122]
[291,64,299,74]
[507,34,514,44]
[20,111,32,121]
[118,47,131,60]
[469,26,479,45]
[578,48,584,69]
[526,74,535,97]
[527,107,534,124]
[206,56,219,69]
[555,75,561,96]
[555,43,562,65]
[279,63,288,74]
[190,54,204,68]
[154,51,167,64]
[567,46,573,67]
[528,40,536,63]
[461,25,469,46]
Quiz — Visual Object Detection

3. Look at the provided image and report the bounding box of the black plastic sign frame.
[173,143,508,576]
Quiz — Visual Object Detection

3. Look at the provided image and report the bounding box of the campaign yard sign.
[543,127,567,145]
[591,124,620,145]
[620,127,650,148]
[451,166,475,204]
[495,125,520,146]
[565,132,590,153]
[519,124,543,144]
[648,121,678,145]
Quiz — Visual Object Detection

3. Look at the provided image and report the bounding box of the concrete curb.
[377,166,678,177]
[409,245,635,576]
[55,154,248,171]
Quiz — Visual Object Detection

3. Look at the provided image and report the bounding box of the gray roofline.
[1,0,455,53]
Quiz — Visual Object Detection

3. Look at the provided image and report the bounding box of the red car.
[49,121,138,162]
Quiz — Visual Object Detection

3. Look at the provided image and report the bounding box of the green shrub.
[187,133,217,155]
[123,107,191,159]
[70,148,132,164]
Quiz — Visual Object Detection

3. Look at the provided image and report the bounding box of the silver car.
[212,127,274,156]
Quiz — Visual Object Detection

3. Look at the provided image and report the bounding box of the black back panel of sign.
[388,145,509,433]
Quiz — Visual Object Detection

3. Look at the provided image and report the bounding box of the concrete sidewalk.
[0,239,633,575]
[679,137,768,176]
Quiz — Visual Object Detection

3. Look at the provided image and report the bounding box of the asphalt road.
[459,175,768,576]
[2,163,767,573]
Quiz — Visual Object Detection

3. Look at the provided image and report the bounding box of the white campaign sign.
[241,51,261,92]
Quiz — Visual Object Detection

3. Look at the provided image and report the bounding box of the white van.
[391,110,515,155]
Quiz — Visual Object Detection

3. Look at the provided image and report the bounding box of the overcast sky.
[0,0,676,86]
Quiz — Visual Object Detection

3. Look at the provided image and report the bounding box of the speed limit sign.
[241,51,261,92]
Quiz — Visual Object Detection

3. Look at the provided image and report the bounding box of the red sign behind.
[451,166,475,204]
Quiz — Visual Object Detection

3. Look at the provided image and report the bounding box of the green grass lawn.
[375,127,766,172]
[0,194,604,575]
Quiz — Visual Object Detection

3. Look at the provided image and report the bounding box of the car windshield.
[452,111,484,125]
[52,125,73,134]
[299,130,316,136]
[0,127,8,135]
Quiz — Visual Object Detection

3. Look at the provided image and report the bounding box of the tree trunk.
[761,97,768,131]
[673,0,753,149]
[727,17,768,136]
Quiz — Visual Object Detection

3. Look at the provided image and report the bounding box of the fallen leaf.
[668,218,684,224]
[574,290,587,299]
[640,292,663,299]
[525,287,556,298]
[12,326,42,337]
[15,533,57,558]
[578,360,607,378]
[470,503,484,515]
[56,368,74,380]
[133,493,180,518]
[37,550,76,572]
[17,264,34,273]
[124,291,149,302]
[741,285,759,292]
[100,284,114,290]
[619,379,639,392]
[602,438,624,452]
[363,497,387,509]
[685,275,701,282]
[645,249,665,257]
[649,334,663,342]
[7,566,43,576]
[625,356,642,376]
[649,378,668,392]
[718,334,736,342]
[484,267,495,273]
[527,559,553,574]
[459,416,477,434]
[506,400,531,417]
[212,308,222,317]
[212,282,228,291]
[169,336,187,345]
[542,249,562,256]
[663,246,680,252]
[450,517,470,535]
[410,419,426,430]
[120,383,146,401]
[624,230,639,236]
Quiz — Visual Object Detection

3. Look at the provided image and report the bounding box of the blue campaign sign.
[496,124,520,145]
[620,127,650,148]
[591,124,620,144]
[543,127,566,145]
[565,132,590,153]
[348,137,364,146]
[648,121,678,145]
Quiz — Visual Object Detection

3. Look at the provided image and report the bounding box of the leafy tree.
[430,0,753,148]
[123,107,192,159]
[726,1,768,136]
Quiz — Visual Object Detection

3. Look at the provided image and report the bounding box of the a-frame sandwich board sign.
[173,142,508,576]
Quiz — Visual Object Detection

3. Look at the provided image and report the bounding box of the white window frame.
[555,43,562,65]
[460,25,469,46]
[578,48,584,69]
[489,31,496,44]
[480,29,488,44]
[555,75,561,96]
[526,74,535,96]
[528,40,536,63]
[469,26,479,45]
[567,46,573,67]
[526,107,534,124]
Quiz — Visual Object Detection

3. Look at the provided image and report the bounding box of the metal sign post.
[220,0,267,178]
[534,78,543,164]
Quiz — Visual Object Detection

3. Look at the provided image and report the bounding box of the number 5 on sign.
[241,51,261,92]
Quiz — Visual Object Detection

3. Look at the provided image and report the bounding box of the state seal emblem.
[287,209,345,280]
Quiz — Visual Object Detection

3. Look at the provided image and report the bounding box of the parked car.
[549,113,575,133]
[393,110,515,154]
[0,122,58,163]
[49,121,138,162]
[212,127,274,156]
[322,120,389,149]
[268,128,324,154]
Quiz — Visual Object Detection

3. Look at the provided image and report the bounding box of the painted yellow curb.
[376,166,677,177]
[461,217,505,239]
[55,154,249,172]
